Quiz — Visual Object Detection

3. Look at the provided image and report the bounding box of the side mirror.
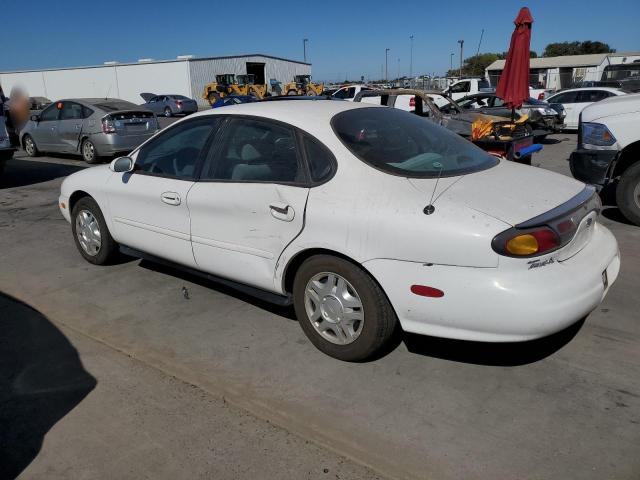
[110,156,134,173]
[30,114,40,122]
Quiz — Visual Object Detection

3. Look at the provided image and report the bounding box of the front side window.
[549,91,578,104]
[203,117,303,183]
[333,88,350,99]
[332,107,498,178]
[39,104,59,121]
[135,118,219,179]
[60,102,84,120]
[450,81,470,93]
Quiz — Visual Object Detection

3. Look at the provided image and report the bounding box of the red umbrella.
[496,7,533,110]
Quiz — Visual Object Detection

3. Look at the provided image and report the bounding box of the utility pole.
[458,40,464,78]
[409,35,414,79]
[397,58,400,83]
[450,53,454,74]
[385,48,390,82]
[303,38,309,63]
[476,29,484,57]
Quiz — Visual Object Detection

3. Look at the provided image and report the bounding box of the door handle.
[270,203,295,222]
[161,192,181,206]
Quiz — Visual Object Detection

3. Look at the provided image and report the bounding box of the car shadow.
[0,157,85,189]
[539,137,561,145]
[0,292,97,480]
[402,318,585,366]
[601,206,636,226]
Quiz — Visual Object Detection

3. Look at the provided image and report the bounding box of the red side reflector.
[410,285,444,298]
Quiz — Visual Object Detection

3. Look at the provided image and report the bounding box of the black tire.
[164,107,172,117]
[81,139,100,164]
[292,255,398,362]
[71,197,118,265]
[616,162,640,226]
[287,90,298,96]
[23,134,39,157]
[207,92,221,105]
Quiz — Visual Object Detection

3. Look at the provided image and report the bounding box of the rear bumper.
[569,148,619,187]
[364,223,619,342]
[90,132,157,156]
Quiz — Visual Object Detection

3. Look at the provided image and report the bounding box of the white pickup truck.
[443,78,546,102]
[569,93,640,225]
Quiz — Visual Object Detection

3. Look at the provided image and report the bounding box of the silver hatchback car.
[20,98,160,163]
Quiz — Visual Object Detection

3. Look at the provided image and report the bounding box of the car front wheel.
[24,135,39,157]
[293,255,398,361]
[71,197,118,265]
[616,162,640,226]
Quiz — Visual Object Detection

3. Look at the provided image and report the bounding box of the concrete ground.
[1,131,639,480]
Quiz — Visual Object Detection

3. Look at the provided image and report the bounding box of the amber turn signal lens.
[59,202,66,209]
[505,234,539,255]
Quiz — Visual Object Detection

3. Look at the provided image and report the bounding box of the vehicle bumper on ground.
[91,132,157,157]
[569,149,619,187]
[364,223,619,342]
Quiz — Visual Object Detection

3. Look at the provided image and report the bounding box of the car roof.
[549,87,624,94]
[186,100,383,141]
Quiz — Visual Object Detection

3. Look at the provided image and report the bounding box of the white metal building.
[486,52,640,90]
[0,54,311,107]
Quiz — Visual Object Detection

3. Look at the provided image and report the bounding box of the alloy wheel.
[75,209,101,256]
[83,141,95,162]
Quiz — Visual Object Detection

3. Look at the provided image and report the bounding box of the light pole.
[450,53,454,74]
[303,38,309,63]
[409,35,414,79]
[385,48,390,82]
[458,40,464,78]
[397,58,400,83]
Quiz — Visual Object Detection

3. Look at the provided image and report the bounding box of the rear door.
[57,101,89,152]
[105,116,221,267]
[188,116,310,292]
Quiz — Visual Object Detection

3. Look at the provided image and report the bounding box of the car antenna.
[423,162,443,215]
[104,83,111,100]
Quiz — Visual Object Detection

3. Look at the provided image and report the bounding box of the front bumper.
[364,223,619,342]
[569,149,619,187]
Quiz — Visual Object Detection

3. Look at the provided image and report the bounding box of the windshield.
[332,107,498,178]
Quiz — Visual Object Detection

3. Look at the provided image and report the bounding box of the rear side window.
[203,117,303,183]
[60,102,84,120]
[550,91,578,104]
[577,90,611,103]
[303,136,335,183]
[332,107,498,178]
[135,118,219,179]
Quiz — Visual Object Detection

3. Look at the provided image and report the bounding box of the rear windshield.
[94,101,139,111]
[170,95,190,100]
[332,107,498,178]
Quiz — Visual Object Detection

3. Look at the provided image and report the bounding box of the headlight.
[535,107,557,116]
[581,122,617,147]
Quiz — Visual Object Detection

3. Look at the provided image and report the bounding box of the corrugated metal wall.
[189,56,311,107]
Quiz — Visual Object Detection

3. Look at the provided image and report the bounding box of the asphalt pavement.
[1,132,639,480]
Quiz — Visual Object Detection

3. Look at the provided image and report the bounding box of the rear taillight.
[503,228,560,256]
[537,92,545,100]
[101,118,116,134]
[409,96,415,108]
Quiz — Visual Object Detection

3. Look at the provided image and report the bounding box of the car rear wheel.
[71,197,118,265]
[81,139,99,164]
[616,162,640,226]
[23,135,39,157]
[164,107,172,117]
[293,255,398,361]
[287,90,298,96]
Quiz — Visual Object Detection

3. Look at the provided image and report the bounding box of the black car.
[454,93,566,140]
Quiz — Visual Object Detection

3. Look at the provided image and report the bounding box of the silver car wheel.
[83,141,95,162]
[25,136,35,156]
[634,182,640,210]
[304,272,364,345]
[75,209,101,256]
[164,107,172,117]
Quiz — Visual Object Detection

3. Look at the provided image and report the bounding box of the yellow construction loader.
[283,75,323,96]
[236,74,267,99]
[202,74,268,105]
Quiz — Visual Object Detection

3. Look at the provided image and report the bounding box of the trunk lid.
[408,160,585,226]
[140,92,156,102]
[105,110,158,137]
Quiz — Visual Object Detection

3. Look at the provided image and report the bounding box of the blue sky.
[1,0,638,81]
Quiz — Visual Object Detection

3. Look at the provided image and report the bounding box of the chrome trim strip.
[515,186,598,229]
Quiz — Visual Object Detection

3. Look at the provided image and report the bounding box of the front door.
[105,116,221,268]
[188,116,309,292]
[31,102,60,150]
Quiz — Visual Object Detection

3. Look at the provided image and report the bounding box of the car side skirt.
[119,245,293,306]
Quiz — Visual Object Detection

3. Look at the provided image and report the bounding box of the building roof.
[486,52,640,71]
[0,54,310,75]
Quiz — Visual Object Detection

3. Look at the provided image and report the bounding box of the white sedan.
[545,87,626,128]
[59,101,620,361]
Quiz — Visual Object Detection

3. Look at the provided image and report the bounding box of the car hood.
[408,160,585,226]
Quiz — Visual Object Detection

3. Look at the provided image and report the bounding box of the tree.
[446,51,537,77]
[543,41,615,57]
